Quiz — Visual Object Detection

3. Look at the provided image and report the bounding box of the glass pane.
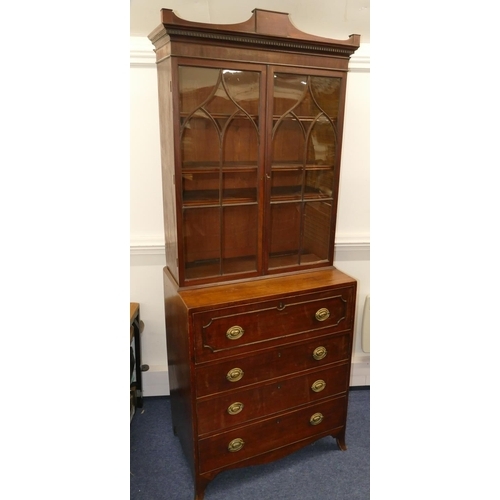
[182,171,219,206]
[181,112,220,165]
[223,170,257,203]
[269,72,340,272]
[204,82,239,117]
[179,67,220,115]
[268,203,301,269]
[310,76,341,118]
[304,167,334,199]
[293,84,321,118]
[222,70,260,116]
[270,168,302,201]
[179,67,261,168]
[273,74,307,116]
[178,65,261,282]
[183,207,221,280]
[272,118,304,165]
[223,116,259,164]
[222,206,258,274]
[301,202,332,263]
[307,116,336,165]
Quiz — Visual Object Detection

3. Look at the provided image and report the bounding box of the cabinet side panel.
[163,269,195,474]
[157,58,179,283]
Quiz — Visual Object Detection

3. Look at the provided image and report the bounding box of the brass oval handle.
[228,438,245,452]
[310,412,324,426]
[313,346,327,361]
[311,379,326,393]
[227,402,244,415]
[226,325,244,340]
[226,367,244,382]
[315,307,330,322]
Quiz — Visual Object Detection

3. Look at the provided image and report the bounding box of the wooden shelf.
[182,162,259,172]
[183,189,258,206]
[270,186,333,202]
[185,256,258,280]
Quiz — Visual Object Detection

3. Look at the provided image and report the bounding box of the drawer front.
[194,286,354,363]
[195,332,350,398]
[196,362,349,436]
[198,394,347,474]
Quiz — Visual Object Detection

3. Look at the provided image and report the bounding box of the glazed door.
[174,61,266,284]
[265,67,347,272]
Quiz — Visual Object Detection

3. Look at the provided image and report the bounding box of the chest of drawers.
[164,267,357,499]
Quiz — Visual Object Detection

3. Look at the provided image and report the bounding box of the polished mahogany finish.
[162,267,357,499]
[149,8,359,499]
[149,8,360,288]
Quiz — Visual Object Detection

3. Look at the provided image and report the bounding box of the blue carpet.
[131,388,369,499]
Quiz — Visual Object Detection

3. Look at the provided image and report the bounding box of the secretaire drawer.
[197,394,348,474]
[193,286,355,362]
[195,332,351,398]
[196,362,349,436]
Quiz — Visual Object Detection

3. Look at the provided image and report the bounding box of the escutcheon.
[315,307,330,322]
[228,438,245,452]
[226,367,244,382]
[310,412,324,425]
[311,379,326,392]
[226,325,244,340]
[312,346,327,360]
[227,402,244,415]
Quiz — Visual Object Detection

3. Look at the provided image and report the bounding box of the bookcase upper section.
[148,8,360,287]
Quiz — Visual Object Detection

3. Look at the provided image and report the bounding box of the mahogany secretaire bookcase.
[148,8,360,499]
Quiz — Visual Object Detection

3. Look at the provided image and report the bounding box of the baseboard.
[350,356,370,386]
[141,365,170,397]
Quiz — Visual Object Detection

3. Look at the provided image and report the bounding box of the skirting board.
[141,359,370,397]
[141,365,170,397]
[350,357,370,387]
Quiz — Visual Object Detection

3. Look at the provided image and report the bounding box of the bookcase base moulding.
[149,8,360,500]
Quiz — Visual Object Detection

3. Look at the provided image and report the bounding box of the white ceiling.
[130,0,370,43]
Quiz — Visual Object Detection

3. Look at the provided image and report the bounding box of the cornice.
[151,8,361,55]
[130,36,370,71]
[162,28,357,57]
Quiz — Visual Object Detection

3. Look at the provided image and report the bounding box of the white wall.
[130,42,168,395]
[130,24,370,396]
[130,0,370,42]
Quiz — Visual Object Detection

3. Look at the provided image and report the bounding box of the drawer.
[193,286,354,362]
[195,332,350,398]
[197,394,347,474]
[196,362,349,436]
